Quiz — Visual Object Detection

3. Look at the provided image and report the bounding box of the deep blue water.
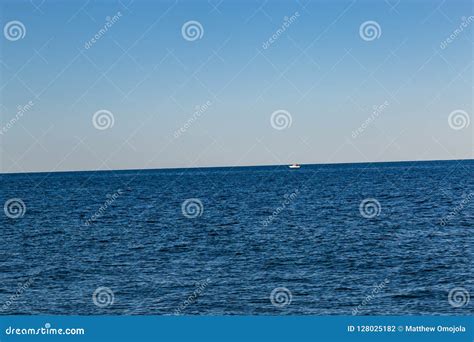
[1,160,473,315]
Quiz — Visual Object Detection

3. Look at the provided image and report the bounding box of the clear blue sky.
[0,0,472,173]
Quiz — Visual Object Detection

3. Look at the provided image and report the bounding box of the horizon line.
[1,157,472,176]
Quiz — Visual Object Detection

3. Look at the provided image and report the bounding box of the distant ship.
[289,164,301,169]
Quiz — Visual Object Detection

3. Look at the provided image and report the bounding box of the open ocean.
[1,160,473,315]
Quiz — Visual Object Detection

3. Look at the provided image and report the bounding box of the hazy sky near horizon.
[0,0,472,173]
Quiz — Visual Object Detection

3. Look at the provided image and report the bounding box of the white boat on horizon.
[289,164,301,169]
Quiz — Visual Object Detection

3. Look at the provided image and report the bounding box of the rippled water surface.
[1,160,473,315]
